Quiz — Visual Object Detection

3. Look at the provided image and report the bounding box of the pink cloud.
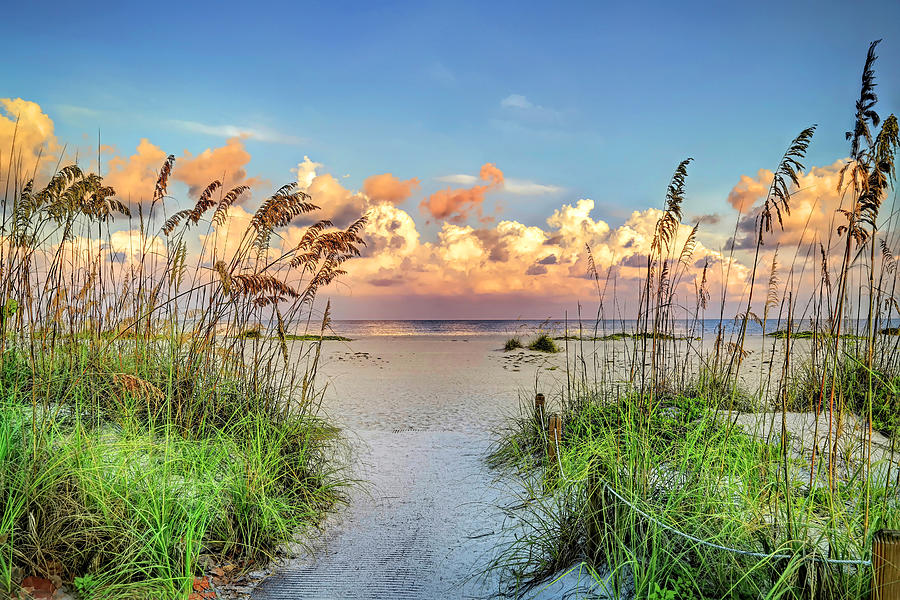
[103,137,263,207]
[419,162,504,223]
[363,173,420,205]
[175,137,263,198]
[727,169,772,213]
[104,138,168,204]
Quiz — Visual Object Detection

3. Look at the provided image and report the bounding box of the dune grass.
[504,337,525,351]
[528,334,559,353]
[504,333,560,352]
[0,144,366,596]
[488,40,900,599]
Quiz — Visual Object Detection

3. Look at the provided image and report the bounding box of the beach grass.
[528,334,559,353]
[488,40,900,599]
[0,148,366,596]
[504,337,525,351]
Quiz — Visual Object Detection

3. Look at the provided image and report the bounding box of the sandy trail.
[252,335,568,599]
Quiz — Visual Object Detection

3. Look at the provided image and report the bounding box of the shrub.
[528,334,559,353]
[504,337,524,351]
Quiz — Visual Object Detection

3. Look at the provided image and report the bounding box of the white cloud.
[437,173,561,195]
[435,173,479,185]
[169,119,303,145]
[56,104,102,120]
[499,94,563,124]
[500,94,534,110]
[293,156,323,189]
[426,62,456,86]
[504,178,563,195]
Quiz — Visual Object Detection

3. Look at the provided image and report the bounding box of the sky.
[1,0,899,318]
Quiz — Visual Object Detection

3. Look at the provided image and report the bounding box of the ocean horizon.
[325,318,894,338]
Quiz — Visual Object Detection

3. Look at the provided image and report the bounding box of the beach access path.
[252,334,572,599]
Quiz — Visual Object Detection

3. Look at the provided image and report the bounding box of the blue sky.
[1,0,899,317]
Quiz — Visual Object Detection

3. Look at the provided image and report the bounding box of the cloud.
[362,173,420,205]
[169,120,303,144]
[200,204,254,258]
[420,163,504,223]
[504,179,562,195]
[331,191,742,312]
[500,94,534,110]
[0,98,62,174]
[436,174,479,185]
[690,212,722,225]
[56,229,165,271]
[725,160,850,251]
[0,99,796,317]
[425,62,456,86]
[293,156,323,189]
[107,229,167,262]
[437,171,559,196]
[174,137,263,198]
[302,172,368,228]
[480,162,504,186]
[56,104,102,121]
[499,94,563,124]
[727,169,773,213]
[360,203,420,256]
[104,137,262,205]
[104,138,169,204]
[369,273,406,287]
[290,156,373,227]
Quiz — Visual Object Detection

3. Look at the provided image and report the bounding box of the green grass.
[284,334,352,342]
[237,330,350,341]
[488,388,896,599]
[528,334,559,353]
[504,337,525,351]
[239,326,263,339]
[238,327,353,342]
[554,332,697,342]
[0,346,349,598]
[790,352,900,439]
[766,329,863,340]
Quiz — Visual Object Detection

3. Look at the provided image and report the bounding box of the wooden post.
[873,529,900,600]
[548,413,562,462]
[534,393,545,429]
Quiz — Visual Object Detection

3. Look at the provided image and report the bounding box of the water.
[327,318,892,338]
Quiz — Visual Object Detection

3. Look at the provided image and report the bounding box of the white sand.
[315,334,569,431]
[254,335,579,599]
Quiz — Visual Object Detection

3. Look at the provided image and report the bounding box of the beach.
[250,331,899,598]
[253,334,585,599]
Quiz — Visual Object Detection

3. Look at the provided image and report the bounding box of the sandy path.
[252,335,568,599]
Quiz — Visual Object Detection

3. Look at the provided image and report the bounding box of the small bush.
[504,337,524,351]
[239,326,263,339]
[528,334,559,353]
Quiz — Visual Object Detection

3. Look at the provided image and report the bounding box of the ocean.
[325,319,870,338]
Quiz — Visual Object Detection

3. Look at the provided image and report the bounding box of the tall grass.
[0,140,365,596]
[489,40,900,599]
